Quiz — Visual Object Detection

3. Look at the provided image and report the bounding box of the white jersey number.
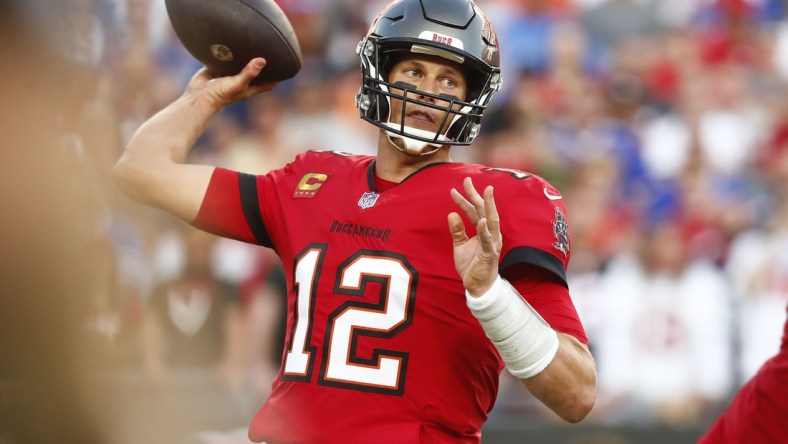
[282,245,417,395]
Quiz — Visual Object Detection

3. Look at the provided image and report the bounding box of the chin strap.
[383,122,447,156]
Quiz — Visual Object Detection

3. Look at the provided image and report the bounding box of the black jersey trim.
[238,173,273,248]
[367,160,377,191]
[500,246,567,286]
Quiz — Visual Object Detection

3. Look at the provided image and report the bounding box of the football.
[164,0,303,85]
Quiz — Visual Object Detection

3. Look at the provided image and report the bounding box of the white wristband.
[466,276,559,379]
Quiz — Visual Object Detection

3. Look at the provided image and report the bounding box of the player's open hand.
[448,177,502,297]
[184,57,280,111]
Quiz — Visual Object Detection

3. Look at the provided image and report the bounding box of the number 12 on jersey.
[282,244,418,395]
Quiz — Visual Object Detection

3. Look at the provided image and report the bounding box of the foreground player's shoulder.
[465,164,571,271]
[475,166,566,234]
[461,164,562,201]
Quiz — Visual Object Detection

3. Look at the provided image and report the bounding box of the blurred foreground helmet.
[356,0,503,155]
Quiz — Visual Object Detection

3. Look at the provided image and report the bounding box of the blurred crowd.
[5,0,788,441]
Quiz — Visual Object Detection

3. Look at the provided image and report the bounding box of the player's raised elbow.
[112,150,161,206]
[113,153,140,198]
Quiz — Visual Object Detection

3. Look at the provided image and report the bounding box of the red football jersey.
[699,304,788,444]
[194,151,586,443]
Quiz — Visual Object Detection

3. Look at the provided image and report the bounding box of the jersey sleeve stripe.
[501,246,567,286]
[239,172,273,248]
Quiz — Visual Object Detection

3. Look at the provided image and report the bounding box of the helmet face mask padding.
[356,0,502,155]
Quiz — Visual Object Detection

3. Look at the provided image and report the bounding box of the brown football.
[164,0,302,84]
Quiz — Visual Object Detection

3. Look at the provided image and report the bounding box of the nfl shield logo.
[358,192,380,209]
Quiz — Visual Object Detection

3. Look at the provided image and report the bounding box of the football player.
[113,0,596,442]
